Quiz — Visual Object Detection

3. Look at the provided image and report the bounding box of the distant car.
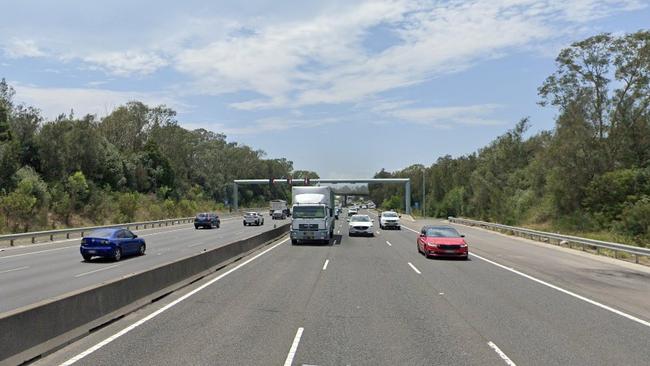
[379,211,401,230]
[417,225,468,259]
[348,207,358,216]
[80,228,145,262]
[361,204,368,209]
[194,212,220,229]
[348,214,374,237]
[272,210,287,220]
[243,212,264,226]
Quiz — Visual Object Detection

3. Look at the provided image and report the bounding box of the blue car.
[80,228,146,262]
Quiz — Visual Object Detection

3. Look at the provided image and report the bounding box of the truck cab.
[290,187,335,245]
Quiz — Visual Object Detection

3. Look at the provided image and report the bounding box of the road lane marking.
[470,252,650,329]
[0,245,78,259]
[0,266,29,274]
[399,226,650,329]
[408,262,421,274]
[60,237,289,365]
[402,225,419,234]
[322,259,329,271]
[74,264,121,278]
[386,241,392,246]
[284,327,304,366]
[488,341,517,366]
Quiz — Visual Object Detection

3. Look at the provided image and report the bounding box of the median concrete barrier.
[0,223,289,366]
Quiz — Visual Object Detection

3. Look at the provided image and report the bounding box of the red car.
[417,225,468,259]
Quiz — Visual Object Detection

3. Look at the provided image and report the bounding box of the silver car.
[243,212,264,226]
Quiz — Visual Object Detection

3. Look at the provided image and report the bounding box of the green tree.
[67,171,89,210]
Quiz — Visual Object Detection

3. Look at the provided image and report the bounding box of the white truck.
[290,186,335,245]
[270,199,290,218]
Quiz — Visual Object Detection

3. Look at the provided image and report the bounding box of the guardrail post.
[66,233,70,239]
[32,236,35,243]
[635,255,639,264]
[50,234,54,241]
[10,239,14,246]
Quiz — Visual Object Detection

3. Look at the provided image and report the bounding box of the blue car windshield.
[87,229,115,238]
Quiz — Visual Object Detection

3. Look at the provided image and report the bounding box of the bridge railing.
[448,217,650,264]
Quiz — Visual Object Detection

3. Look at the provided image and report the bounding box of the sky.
[0,0,648,178]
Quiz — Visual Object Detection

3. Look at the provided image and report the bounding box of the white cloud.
[82,51,169,76]
[385,103,505,128]
[12,83,188,119]
[3,39,45,58]
[204,116,340,135]
[172,0,642,110]
[1,0,644,124]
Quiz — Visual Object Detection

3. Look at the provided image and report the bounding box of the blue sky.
[1,0,648,178]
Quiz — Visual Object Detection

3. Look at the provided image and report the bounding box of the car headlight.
[459,243,468,248]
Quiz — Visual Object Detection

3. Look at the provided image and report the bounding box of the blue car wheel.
[113,247,122,261]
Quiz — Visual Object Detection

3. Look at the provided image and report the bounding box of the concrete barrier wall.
[0,224,289,366]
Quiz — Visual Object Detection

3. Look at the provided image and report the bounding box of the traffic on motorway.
[21,204,650,366]
[2,3,649,364]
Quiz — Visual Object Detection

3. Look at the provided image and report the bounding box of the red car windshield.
[425,227,461,237]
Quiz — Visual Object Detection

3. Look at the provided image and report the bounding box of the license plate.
[443,250,456,253]
[87,250,96,254]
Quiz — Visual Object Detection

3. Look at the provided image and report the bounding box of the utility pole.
[422,169,426,217]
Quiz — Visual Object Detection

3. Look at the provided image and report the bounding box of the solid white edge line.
[488,341,517,366]
[283,327,304,366]
[407,262,421,274]
[0,245,79,259]
[401,225,419,234]
[386,241,392,246]
[470,252,650,328]
[0,266,29,274]
[60,237,289,366]
[322,259,329,271]
[401,224,650,329]
[74,264,121,278]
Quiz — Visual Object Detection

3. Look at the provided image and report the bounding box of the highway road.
[35,209,650,365]
[0,214,288,313]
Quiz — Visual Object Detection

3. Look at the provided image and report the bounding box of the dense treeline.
[0,82,309,232]
[370,30,650,246]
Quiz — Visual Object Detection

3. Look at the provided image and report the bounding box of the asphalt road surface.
[34,209,650,365]
[0,214,288,313]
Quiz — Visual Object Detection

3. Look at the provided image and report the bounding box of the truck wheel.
[291,239,298,245]
[82,254,92,262]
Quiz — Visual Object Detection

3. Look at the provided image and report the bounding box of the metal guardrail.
[0,217,195,246]
[448,217,650,264]
[0,208,267,247]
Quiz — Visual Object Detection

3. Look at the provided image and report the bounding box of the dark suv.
[194,212,220,229]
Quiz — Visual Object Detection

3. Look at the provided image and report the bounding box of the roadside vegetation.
[370,31,650,247]
[0,83,318,233]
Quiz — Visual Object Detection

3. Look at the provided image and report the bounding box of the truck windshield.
[293,206,326,218]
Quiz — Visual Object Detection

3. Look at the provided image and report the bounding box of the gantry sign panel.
[232,178,411,214]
